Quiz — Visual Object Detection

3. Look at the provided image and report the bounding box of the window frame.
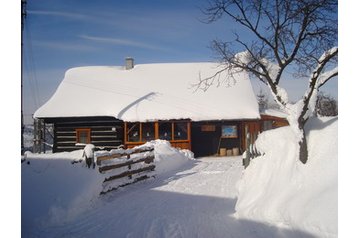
[126,122,141,142]
[76,128,91,144]
[158,121,173,141]
[141,122,156,142]
[173,121,189,141]
[124,120,191,145]
[125,122,156,144]
[159,121,190,142]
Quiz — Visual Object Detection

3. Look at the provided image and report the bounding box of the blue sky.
[22,0,338,124]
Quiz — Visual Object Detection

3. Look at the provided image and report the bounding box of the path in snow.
[34,157,316,238]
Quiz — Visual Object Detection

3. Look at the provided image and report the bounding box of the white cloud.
[28,10,89,20]
[79,35,171,51]
[33,40,98,52]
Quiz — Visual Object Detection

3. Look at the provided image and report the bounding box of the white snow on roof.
[261,108,288,118]
[34,62,260,121]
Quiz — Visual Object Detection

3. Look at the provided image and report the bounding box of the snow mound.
[22,150,104,235]
[235,117,337,237]
[139,140,194,174]
[22,140,193,234]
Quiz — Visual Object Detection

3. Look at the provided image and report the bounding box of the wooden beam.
[98,155,155,173]
[154,121,159,139]
[96,147,154,164]
[187,121,192,150]
[100,175,154,195]
[103,164,155,183]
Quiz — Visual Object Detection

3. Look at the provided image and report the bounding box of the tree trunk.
[298,123,308,164]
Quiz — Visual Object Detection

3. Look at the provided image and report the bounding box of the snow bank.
[22,140,193,234]
[235,117,337,237]
[22,150,105,234]
[137,140,194,174]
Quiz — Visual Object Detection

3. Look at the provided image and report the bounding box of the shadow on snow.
[22,158,316,238]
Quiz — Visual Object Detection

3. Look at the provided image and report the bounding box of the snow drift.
[21,140,193,235]
[22,150,104,233]
[235,116,338,237]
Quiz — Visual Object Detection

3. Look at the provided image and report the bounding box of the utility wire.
[24,21,40,109]
[24,56,38,108]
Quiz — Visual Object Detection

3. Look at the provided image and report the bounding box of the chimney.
[125,57,134,70]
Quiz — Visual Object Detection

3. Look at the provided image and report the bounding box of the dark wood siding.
[51,117,123,152]
[191,121,242,158]
[44,115,288,155]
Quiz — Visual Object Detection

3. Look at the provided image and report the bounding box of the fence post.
[33,118,43,153]
[127,154,132,179]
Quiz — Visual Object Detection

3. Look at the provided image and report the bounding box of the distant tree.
[315,92,338,116]
[257,89,268,113]
[199,0,338,164]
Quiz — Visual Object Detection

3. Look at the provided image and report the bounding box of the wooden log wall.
[52,117,123,152]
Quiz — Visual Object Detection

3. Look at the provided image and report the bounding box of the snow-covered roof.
[34,62,260,122]
[261,108,288,118]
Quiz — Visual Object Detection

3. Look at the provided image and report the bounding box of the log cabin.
[34,58,288,157]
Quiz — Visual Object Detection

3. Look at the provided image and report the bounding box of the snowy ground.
[22,117,337,238]
[23,156,314,238]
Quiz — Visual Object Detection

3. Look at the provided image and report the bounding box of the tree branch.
[192,65,230,92]
[317,67,338,89]
[299,47,338,123]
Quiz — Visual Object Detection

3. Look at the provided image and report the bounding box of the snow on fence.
[95,146,156,194]
[243,143,262,169]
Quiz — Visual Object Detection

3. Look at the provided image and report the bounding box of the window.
[262,120,273,131]
[76,129,91,144]
[222,125,238,138]
[159,122,172,140]
[174,122,188,140]
[127,122,140,142]
[126,122,155,143]
[142,123,155,141]
[125,121,190,144]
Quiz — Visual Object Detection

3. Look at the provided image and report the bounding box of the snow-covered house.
[34,59,283,157]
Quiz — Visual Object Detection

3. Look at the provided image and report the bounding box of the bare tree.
[199,0,338,164]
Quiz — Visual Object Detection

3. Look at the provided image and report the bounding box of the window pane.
[77,129,90,144]
[263,121,273,131]
[159,122,172,140]
[174,122,188,140]
[79,131,87,143]
[142,123,155,141]
[127,123,140,142]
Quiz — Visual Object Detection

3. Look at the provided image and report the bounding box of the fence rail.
[95,146,155,194]
[96,147,154,164]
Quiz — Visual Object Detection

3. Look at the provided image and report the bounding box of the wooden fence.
[95,146,156,194]
[243,140,263,169]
